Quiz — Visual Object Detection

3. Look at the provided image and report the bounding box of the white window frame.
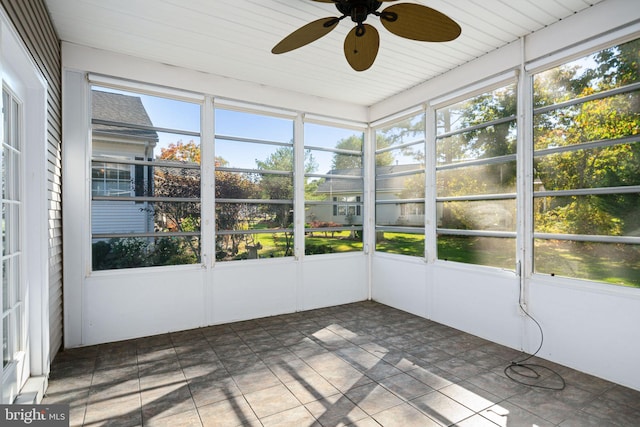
[0,10,49,404]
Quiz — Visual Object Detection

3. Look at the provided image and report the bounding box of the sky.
[93,85,362,174]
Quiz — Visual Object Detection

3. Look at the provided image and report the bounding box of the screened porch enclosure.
[54,0,640,400]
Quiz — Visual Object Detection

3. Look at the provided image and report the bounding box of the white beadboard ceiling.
[44,0,605,106]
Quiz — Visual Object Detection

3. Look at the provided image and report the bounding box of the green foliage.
[255,146,296,227]
[533,39,640,238]
[92,237,198,270]
[376,114,425,165]
[332,135,363,170]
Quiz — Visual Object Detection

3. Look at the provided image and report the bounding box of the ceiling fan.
[271,0,461,71]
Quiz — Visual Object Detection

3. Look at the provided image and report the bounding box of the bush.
[92,236,198,270]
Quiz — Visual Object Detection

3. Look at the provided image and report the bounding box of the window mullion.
[201,95,215,268]
[294,113,305,261]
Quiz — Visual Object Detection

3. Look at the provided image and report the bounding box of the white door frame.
[0,8,49,404]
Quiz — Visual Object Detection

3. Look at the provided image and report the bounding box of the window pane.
[307,193,363,224]
[437,161,517,197]
[534,239,640,288]
[216,231,293,261]
[216,202,293,231]
[534,194,639,236]
[534,38,640,107]
[92,87,200,132]
[3,315,9,367]
[216,139,292,170]
[377,145,424,167]
[305,123,363,150]
[91,87,201,270]
[216,170,293,201]
[303,122,364,255]
[2,259,8,311]
[215,108,292,143]
[307,149,362,173]
[376,171,425,202]
[374,113,426,257]
[305,229,363,255]
[92,236,200,270]
[534,142,640,191]
[376,112,424,149]
[532,37,640,286]
[376,202,425,228]
[153,163,201,198]
[438,200,515,231]
[435,83,517,268]
[534,91,639,151]
[376,231,424,257]
[437,120,516,165]
[214,108,294,262]
[437,85,516,134]
[438,235,515,269]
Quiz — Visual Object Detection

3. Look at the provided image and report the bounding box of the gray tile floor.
[42,301,640,426]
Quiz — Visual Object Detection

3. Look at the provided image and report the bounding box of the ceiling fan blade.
[272,17,340,54]
[380,3,461,42]
[344,24,379,71]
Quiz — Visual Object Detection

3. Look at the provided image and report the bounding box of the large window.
[435,84,518,269]
[304,122,364,255]
[91,87,202,270]
[374,112,426,257]
[2,88,24,380]
[533,38,640,287]
[214,108,294,261]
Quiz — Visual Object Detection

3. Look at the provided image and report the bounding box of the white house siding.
[91,201,153,235]
[0,0,63,363]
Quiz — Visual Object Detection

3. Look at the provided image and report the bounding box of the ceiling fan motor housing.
[335,0,383,24]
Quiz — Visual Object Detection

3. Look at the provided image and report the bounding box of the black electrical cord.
[504,301,566,391]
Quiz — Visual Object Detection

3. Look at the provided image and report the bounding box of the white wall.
[80,255,367,346]
[529,277,640,391]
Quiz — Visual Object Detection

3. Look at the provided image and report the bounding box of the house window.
[435,83,517,269]
[374,112,426,257]
[331,196,361,217]
[532,37,640,287]
[91,160,132,196]
[214,108,294,261]
[90,86,202,270]
[304,122,364,255]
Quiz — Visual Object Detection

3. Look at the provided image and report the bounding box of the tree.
[533,38,640,236]
[215,166,258,258]
[160,140,200,163]
[376,117,423,166]
[153,140,202,259]
[255,146,318,226]
[332,135,363,170]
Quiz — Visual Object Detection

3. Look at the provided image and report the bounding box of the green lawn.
[223,229,640,288]
[377,233,639,288]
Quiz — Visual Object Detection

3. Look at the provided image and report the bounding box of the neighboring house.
[308,168,363,226]
[91,90,158,236]
[309,164,425,227]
